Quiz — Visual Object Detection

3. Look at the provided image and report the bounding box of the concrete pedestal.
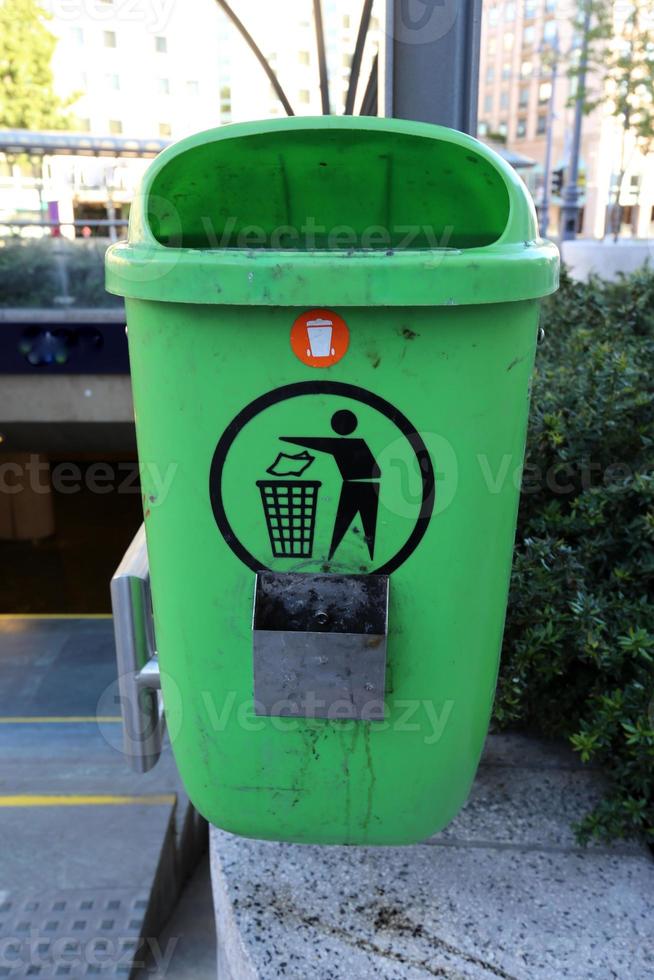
[210,734,653,980]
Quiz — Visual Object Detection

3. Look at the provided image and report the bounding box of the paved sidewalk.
[0,617,206,979]
[210,734,654,980]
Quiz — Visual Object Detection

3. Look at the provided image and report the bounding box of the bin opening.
[253,572,388,635]
[147,126,510,251]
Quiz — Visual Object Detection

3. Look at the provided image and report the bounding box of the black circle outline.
[209,381,435,575]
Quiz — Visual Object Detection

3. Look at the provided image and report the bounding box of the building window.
[343,14,350,28]
[523,25,535,46]
[488,37,497,55]
[158,78,170,95]
[71,27,84,46]
[516,118,527,139]
[539,81,552,103]
[108,119,122,134]
[502,61,511,79]
[105,73,120,91]
[521,60,533,77]
[519,87,530,108]
[78,118,91,132]
[342,53,352,67]
[155,36,167,53]
[370,16,379,31]
[537,114,547,135]
[543,20,557,43]
[299,89,311,104]
[486,65,495,83]
[505,2,515,21]
[524,0,537,17]
[298,50,310,65]
[488,7,499,27]
[498,121,507,137]
[159,122,172,137]
[545,0,557,11]
[503,32,514,51]
[186,80,199,95]
[103,30,117,48]
[484,94,493,113]
[500,90,509,110]
[478,121,489,136]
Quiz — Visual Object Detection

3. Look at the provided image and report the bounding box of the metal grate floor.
[0,890,151,978]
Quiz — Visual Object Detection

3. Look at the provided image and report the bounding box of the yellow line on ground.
[0,614,112,620]
[0,794,176,808]
[0,716,121,723]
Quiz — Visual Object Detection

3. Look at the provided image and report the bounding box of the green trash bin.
[106,116,558,845]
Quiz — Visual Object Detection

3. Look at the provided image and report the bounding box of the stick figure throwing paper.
[280,409,381,560]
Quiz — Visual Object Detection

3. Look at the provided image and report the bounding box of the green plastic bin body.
[106,117,558,845]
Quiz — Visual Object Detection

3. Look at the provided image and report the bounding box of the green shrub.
[495,265,654,844]
[0,237,122,308]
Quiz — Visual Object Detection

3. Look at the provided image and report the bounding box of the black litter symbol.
[210,381,436,576]
[280,410,380,560]
[266,450,315,477]
[256,480,321,558]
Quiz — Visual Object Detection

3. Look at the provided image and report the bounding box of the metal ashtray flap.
[252,571,389,721]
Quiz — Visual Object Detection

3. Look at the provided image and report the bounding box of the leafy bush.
[0,237,122,308]
[495,265,654,843]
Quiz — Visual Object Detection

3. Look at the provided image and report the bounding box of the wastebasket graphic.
[307,319,334,358]
[256,479,321,558]
[106,116,559,845]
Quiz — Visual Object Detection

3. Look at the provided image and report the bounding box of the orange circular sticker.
[290,309,349,368]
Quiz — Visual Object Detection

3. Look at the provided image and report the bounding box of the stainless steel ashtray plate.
[252,571,389,721]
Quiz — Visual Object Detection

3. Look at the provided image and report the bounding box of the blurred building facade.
[1,0,379,238]
[46,0,379,137]
[477,0,654,239]
[2,0,652,241]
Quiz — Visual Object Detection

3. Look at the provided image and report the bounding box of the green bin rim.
[105,115,559,307]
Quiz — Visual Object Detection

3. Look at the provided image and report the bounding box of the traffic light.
[551,168,564,195]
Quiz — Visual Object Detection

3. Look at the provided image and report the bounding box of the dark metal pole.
[214,0,295,116]
[345,0,374,115]
[560,0,592,241]
[359,54,379,116]
[539,35,559,238]
[380,0,482,133]
[313,0,331,115]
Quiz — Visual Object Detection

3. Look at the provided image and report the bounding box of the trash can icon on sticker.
[290,308,349,368]
[306,318,335,358]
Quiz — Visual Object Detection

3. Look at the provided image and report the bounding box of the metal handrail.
[110,525,164,773]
